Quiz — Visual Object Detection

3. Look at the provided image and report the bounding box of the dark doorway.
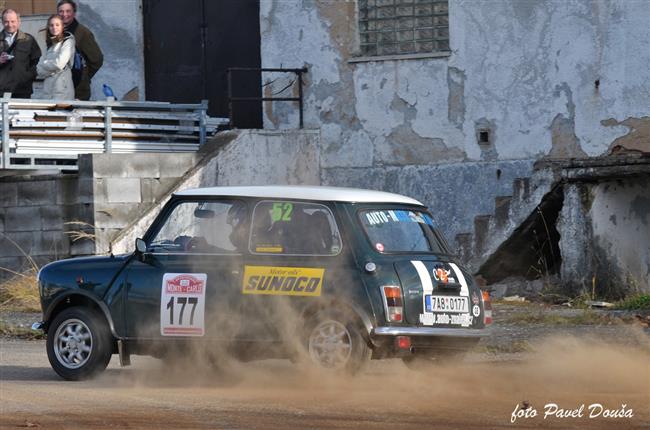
[143,0,262,128]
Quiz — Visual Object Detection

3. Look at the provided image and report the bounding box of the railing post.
[104,96,114,153]
[199,99,208,146]
[1,92,10,169]
[297,69,305,129]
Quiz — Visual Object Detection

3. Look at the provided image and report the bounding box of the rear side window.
[359,209,447,254]
[250,201,342,256]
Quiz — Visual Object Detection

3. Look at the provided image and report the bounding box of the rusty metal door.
[143,0,262,128]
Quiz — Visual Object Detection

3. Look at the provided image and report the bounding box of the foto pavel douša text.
[511,403,634,423]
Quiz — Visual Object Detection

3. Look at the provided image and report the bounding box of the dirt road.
[1,329,649,429]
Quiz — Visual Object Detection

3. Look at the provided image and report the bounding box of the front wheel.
[46,307,113,380]
[304,311,371,374]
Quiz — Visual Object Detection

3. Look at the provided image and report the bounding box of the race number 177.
[160,273,206,336]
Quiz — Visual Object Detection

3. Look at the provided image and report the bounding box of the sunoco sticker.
[242,266,324,296]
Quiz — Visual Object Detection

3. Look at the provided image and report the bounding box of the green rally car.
[34,186,492,380]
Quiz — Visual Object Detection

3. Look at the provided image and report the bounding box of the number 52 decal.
[160,273,206,336]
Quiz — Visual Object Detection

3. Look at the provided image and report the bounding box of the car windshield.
[358,208,448,254]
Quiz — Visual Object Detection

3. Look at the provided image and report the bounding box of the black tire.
[46,306,113,381]
[304,310,371,375]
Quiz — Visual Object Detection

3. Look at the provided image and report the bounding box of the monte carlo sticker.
[160,273,207,336]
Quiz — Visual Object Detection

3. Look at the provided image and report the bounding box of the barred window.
[358,0,449,57]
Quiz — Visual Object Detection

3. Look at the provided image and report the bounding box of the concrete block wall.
[87,153,199,254]
[0,174,92,278]
[0,152,199,280]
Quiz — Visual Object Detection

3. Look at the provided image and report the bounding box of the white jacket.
[37,35,75,100]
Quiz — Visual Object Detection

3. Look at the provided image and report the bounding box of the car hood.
[39,254,131,301]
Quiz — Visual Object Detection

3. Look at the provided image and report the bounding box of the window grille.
[358,0,449,57]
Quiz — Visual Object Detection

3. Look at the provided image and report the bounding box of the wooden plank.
[9,120,206,133]
[9,129,199,140]
[6,98,207,110]
[10,109,203,121]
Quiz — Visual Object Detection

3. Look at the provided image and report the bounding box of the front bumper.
[372,325,492,338]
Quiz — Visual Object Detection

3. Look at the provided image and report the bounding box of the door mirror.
[135,238,147,254]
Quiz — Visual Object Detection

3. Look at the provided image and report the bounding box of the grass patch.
[0,321,45,340]
[616,294,650,310]
[501,310,620,325]
[0,269,40,313]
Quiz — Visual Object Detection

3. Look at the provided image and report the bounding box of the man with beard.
[57,0,103,100]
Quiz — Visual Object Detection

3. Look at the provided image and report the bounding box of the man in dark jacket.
[57,0,103,100]
[0,9,41,98]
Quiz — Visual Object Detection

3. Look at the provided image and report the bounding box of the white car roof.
[174,185,424,206]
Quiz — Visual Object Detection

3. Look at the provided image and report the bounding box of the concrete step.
[473,214,492,256]
[512,177,531,202]
[455,232,473,263]
[494,195,512,228]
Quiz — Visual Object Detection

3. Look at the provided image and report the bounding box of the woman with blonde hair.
[37,14,75,99]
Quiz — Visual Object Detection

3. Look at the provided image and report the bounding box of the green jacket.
[66,19,103,100]
[0,30,41,98]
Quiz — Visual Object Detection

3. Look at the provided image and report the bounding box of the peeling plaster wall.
[76,0,145,100]
[261,0,650,163]
[559,180,650,296]
[589,179,650,294]
[259,0,650,264]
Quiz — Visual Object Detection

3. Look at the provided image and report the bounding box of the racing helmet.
[227,203,247,227]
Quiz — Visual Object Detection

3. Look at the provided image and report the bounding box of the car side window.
[149,200,248,253]
[249,201,342,256]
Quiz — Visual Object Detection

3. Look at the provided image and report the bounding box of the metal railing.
[227,67,308,129]
[0,93,227,170]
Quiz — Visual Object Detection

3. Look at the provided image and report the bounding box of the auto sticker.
[160,273,207,336]
[242,266,324,296]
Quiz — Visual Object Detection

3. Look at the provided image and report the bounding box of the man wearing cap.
[0,9,41,98]
[57,0,103,100]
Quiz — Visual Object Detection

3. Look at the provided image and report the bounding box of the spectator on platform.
[57,0,102,100]
[0,9,41,99]
[37,15,75,99]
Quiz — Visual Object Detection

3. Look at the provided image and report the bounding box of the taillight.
[481,290,493,325]
[381,285,403,323]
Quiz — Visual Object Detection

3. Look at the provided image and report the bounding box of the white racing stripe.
[411,260,433,295]
[449,262,469,297]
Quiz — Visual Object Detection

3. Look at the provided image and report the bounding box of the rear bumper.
[372,325,492,338]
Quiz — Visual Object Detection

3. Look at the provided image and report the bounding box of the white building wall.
[260,0,650,163]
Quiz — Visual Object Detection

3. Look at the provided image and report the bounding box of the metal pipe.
[298,71,304,129]
[227,69,233,128]
[1,93,10,168]
[104,96,114,153]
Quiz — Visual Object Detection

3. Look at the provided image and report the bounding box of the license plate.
[425,295,469,313]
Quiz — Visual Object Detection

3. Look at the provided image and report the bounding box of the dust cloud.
[101,331,649,426]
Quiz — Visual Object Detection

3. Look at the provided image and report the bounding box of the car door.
[123,198,249,340]
[239,199,345,342]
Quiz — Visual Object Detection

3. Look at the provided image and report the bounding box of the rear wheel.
[46,307,113,381]
[305,310,371,374]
